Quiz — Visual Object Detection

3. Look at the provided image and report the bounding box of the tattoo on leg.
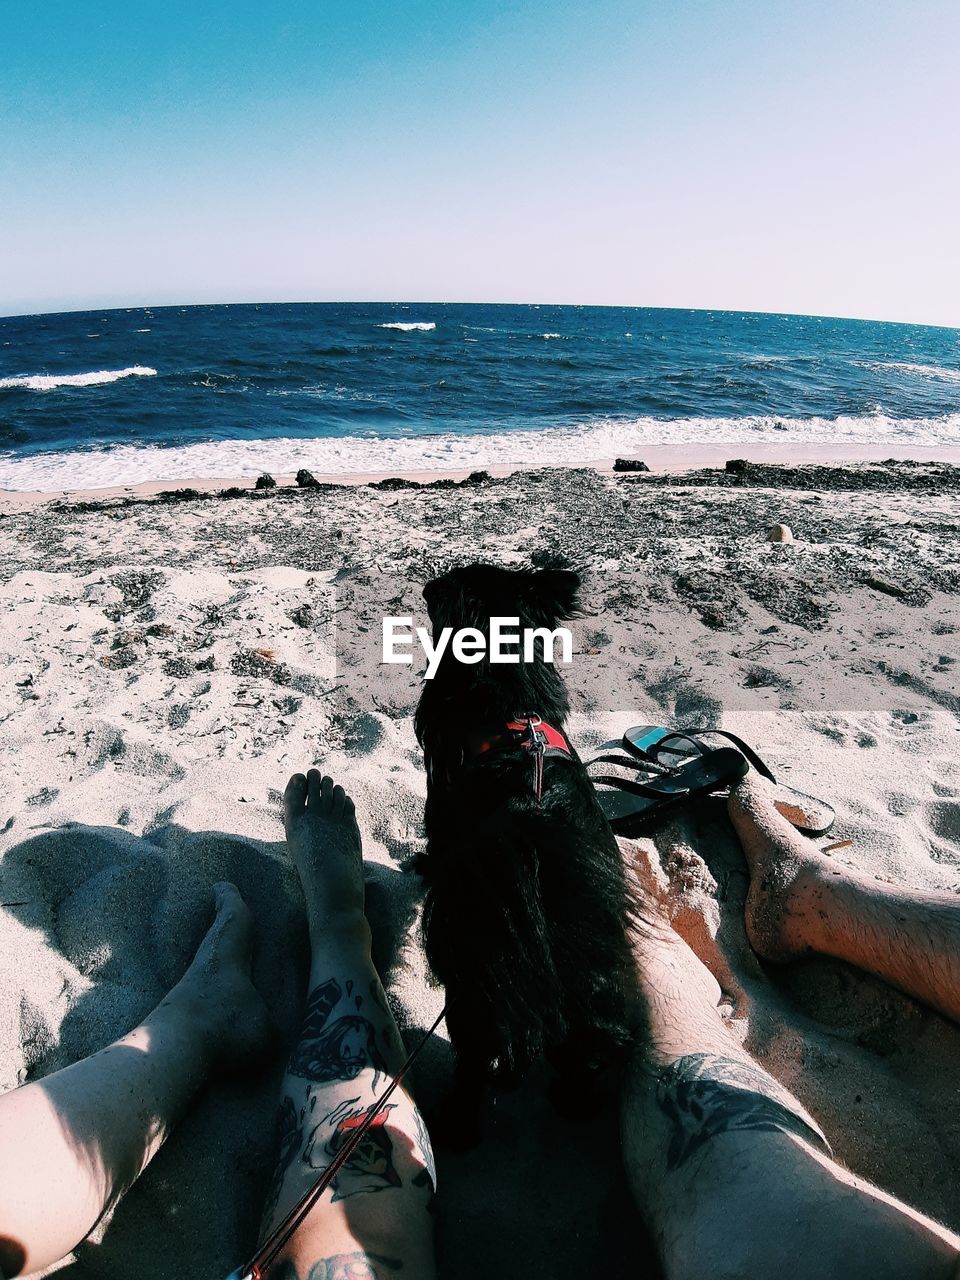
[274,1256,402,1280]
[264,978,419,1230]
[304,1100,402,1201]
[412,1106,437,1193]
[653,1052,832,1170]
[289,978,389,1087]
[301,979,343,1033]
[311,1257,402,1279]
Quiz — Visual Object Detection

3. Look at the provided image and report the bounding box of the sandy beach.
[1,458,959,1278]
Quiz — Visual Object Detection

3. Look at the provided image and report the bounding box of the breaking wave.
[1,411,957,492]
[873,361,960,383]
[0,366,157,392]
[377,322,436,332]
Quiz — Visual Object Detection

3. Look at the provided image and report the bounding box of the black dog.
[414,561,639,1142]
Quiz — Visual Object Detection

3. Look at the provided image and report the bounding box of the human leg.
[0,882,268,1277]
[258,771,436,1280]
[729,774,960,1023]
[621,898,960,1280]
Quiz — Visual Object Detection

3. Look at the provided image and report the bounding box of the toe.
[284,773,308,828]
[320,774,334,808]
[332,783,346,814]
[307,768,323,808]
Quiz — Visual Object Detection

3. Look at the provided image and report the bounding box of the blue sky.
[1,1,958,324]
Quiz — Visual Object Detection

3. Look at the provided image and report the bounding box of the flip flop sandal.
[621,725,836,837]
[592,746,750,836]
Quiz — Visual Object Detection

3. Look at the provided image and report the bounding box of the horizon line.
[1,298,958,334]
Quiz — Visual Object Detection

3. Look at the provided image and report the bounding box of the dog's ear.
[524,566,582,622]
[423,574,457,629]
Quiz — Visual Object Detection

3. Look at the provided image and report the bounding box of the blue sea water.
[0,302,958,489]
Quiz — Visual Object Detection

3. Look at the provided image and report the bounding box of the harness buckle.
[519,715,546,803]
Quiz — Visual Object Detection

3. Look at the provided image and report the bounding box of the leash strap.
[231,1007,446,1280]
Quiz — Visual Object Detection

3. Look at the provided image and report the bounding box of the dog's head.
[415,559,582,750]
[422,560,582,637]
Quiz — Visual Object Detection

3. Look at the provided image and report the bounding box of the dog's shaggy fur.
[415,562,639,1123]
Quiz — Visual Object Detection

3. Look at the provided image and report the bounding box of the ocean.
[0,302,958,490]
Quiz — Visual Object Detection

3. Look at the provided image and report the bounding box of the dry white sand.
[0,461,958,1277]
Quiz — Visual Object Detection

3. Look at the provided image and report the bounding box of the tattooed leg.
[622,907,960,1280]
[269,1256,402,1280]
[261,772,436,1280]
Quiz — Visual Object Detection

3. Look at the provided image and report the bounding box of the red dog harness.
[472,714,573,803]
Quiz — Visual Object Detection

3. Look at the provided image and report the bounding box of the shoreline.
[2,441,959,512]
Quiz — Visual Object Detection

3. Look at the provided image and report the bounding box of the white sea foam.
[377,322,436,332]
[0,366,157,392]
[873,361,960,383]
[540,333,563,339]
[741,354,801,368]
[1,412,958,492]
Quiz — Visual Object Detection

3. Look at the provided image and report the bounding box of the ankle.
[308,908,373,965]
[777,855,832,926]
[145,985,220,1068]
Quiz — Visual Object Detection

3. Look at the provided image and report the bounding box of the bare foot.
[168,881,270,1066]
[727,774,826,963]
[283,769,365,941]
